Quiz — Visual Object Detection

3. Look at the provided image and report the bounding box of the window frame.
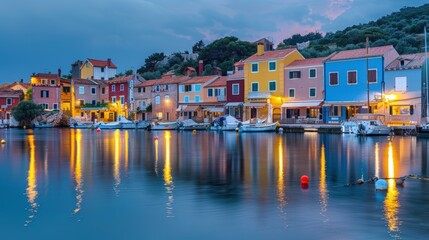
[288,88,295,98]
[6,98,12,105]
[91,87,96,95]
[251,82,259,92]
[208,88,213,97]
[309,68,317,79]
[120,84,124,91]
[112,85,116,92]
[184,95,189,103]
[309,87,316,98]
[268,80,276,92]
[368,69,378,84]
[268,61,276,72]
[347,70,358,85]
[155,96,160,105]
[111,96,116,103]
[232,84,239,95]
[251,63,259,73]
[329,72,339,86]
[79,86,85,94]
[195,95,200,103]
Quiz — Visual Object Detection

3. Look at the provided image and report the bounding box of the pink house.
[283,57,328,122]
[30,72,61,110]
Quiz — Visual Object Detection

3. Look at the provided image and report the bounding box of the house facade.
[323,45,399,123]
[243,43,304,123]
[384,53,428,125]
[80,58,117,80]
[134,80,155,120]
[226,62,245,120]
[178,75,220,122]
[203,76,227,121]
[107,74,143,119]
[282,57,327,123]
[0,89,23,122]
[30,72,62,110]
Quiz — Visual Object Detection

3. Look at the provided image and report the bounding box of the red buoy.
[154,136,158,140]
[96,128,101,133]
[301,175,309,184]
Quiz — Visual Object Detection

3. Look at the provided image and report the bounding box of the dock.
[279,124,418,136]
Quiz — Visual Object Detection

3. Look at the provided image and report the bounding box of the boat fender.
[375,179,388,191]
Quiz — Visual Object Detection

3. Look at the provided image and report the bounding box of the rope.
[343,174,429,187]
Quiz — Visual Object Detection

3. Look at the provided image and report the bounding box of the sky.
[0,0,427,84]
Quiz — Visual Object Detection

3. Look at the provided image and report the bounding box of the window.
[195,95,200,102]
[184,85,192,92]
[101,99,105,104]
[41,103,48,109]
[347,71,357,84]
[165,85,169,91]
[120,96,125,105]
[329,72,338,86]
[165,95,170,101]
[269,61,276,71]
[142,87,146,93]
[289,88,295,98]
[78,86,84,94]
[63,87,70,93]
[138,87,142,93]
[194,84,201,92]
[309,88,316,97]
[309,69,316,78]
[251,82,258,92]
[102,87,105,94]
[41,79,47,85]
[91,100,96,105]
[208,88,213,97]
[120,84,124,91]
[50,79,56,85]
[101,77,105,80]
[91,87,96,94]
[112,97,116,103]
[330,106,342,116]
[268,81,276,91]
[101,67,105,72]
[232,84,239,95]
[79,100,84,106]
[155,96,160,104]
[395,76,407,91]
[289,71,301,79]
[40,90,49,98]
[251,63,258,73]
[179,85,184,92]
[6,98,12,105]
[390,105,413,115]
[53,103,58,110]
[368,69,377,83]
[215,89,223,96]
[184,95,189,103]
[112,85,116,92]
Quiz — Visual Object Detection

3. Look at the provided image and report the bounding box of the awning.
[184,105,200,112]
[323,101,366,106]
[225,102,243,107]
[204,107,224,113]
[81,107,108,111]
[176,105,186,112]
[243,103,266,108]
[281,101,322,108]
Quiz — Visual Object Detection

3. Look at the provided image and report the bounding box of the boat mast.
[366,37,370,113]
[425,26,428,122]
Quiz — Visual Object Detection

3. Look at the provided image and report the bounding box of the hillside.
[279,3,429,58]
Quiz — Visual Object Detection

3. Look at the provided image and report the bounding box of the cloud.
[322,0,354,20]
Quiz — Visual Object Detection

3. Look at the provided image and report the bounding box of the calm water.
[1,129,429,240]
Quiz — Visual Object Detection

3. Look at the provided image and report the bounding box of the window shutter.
[289,72,293,79]
[389,106,392,115]
[410,105,414,115]
[40,91,43,98]
[47,91,49,98]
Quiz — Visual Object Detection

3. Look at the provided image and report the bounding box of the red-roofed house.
[243,43,304,123]
[30,71,62,110]
[81,58,117,80]
[178,75,220,122]
[282,57,328,123]
[0,80,31,100]
[0,89,24,125]
[226,63,245,120]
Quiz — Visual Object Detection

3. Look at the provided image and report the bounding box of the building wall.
[285,65,324,102]
[203,86,226,103]
[109,82,129,107]
[0,96,21,119]
[80,62,93,79]
[151,84,178,121]
[93,67,117,80]
[226,79,244,103]
[75,84,101,105]
[324,57,384,102]
[178,83,204,104]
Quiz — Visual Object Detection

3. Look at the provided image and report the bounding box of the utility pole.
[366,37,370,113]
[425,26,428,122]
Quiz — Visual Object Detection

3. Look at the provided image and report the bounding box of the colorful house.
[80,58,117,80]
[107,74,143,120]
[226,61,245,120]
[203,76,227,121]
[178,75,220,122]
[30,72,62,110]
[0,80,31,100]
[134,80,155,120]
[243,43,304,123]
[282,57,328,123]
[384,53,429,125]
[323,45,399,123]
[0,89,23,123]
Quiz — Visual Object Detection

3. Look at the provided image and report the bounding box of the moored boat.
[178,119,210,131]
[346,114,391,136]
[417,123,429,137]
[33,122,54,128]
[148,121,178,130]
[239,122,278,132]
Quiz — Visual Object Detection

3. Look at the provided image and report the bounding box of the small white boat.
[149,121,178,130]
[345,114,391,136]
[118,116,137,129]
[210,115,244,131]
[33,122,54,128]
[341,121,357,134]
[178,119,210,131]
[239,122,278,132]
[95,121,122,129]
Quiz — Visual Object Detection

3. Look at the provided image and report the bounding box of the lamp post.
[164,97,170,121]
[425,26,428,123]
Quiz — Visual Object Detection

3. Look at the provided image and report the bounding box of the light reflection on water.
[0,129,429,239]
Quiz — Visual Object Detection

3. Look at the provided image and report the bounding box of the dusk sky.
[0,0,427,84]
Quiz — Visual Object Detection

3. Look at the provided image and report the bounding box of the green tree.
[192,40,205,54]
[11,101,43,127]
[25,88,32,100]
[137,52,166,73]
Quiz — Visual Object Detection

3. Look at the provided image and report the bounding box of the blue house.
[384,53,429,125]
[323,45,399,123]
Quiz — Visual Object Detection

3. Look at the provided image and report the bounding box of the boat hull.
[239,123,277,132]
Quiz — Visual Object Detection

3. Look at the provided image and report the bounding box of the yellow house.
[80,58,117,80]
[243,43,304,123]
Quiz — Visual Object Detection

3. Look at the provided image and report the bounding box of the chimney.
[58,68,62,78]
[107,58,111,67]
[20,79,23,83]
[198,60,203,75]
[257,42,264,56]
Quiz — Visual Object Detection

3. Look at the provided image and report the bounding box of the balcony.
[217,95,226,101]
[248,91,271,99]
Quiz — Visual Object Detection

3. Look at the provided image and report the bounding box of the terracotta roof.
[181,75,219,85]
[136,75,190,87]
[287,57,328,68]
[227,71,244,81]
[386,52,429,70]
[244,48,297,62]
[87,58,117,68]
[0,81,31,90]
[136,79,157,87]
[90,79,108,86]
[107,74,139,84]
[234,60,244,67]
[328,45,395,61]
[33,73,59,78]
[205,76,227,88]
[73,78,99,85]
[0,89,24,98]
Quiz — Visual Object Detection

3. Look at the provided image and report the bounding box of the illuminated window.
[390,105,413,115]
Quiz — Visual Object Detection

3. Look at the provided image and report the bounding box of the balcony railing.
[248,91,271,99]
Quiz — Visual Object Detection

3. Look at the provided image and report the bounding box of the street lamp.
[164,97,170,121]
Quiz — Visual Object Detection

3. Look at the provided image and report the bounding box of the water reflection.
[155,137,159,176]
[319,144,328,221]
[163,131,174,217]
[113,130,121,195]
[276,137,287,226]
[384,141,401,238]
[25,134,38,227]
[72,130,84,215]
